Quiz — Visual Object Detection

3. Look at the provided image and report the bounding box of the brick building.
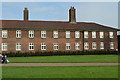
[0,7,119,53]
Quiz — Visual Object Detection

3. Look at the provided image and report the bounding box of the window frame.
[41,31,46,38]
[100,32,104,38]
[84,31,88,38]
[75,43,80,50]
[109,32,114,38]
[66,31,70,38]
[110,42,114,49]
[29,43,34,50]
[75,31,80,38]
[84,42,89,50]
[41,43,46,50]
[53,43,59,50]
[16,30,22,38]
[29,30,34,38]
[2,43,7,51]
[92,31,96,38]
[53,31,58,38]
[16,43,21,51]
[66,43,71,50]
[100,42,104,49]
[92,42,97,49]
[2,30,8,38]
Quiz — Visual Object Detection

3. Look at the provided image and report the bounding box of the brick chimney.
[69,6,76,23]
[24,8,29,21]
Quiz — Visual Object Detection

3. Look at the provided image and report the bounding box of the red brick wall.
[1,30,118,53]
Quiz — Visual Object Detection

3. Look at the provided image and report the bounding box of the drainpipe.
[82,31,84,51]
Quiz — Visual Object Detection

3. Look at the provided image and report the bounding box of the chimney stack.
[24,8,29,21]
[69,6,76,23]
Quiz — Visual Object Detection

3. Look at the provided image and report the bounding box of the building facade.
[0,7,119,53]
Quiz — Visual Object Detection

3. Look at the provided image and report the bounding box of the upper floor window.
[84,42,89,50]
[100,32,104,38]
[84,31,88,38]
[29,43,34,50]
[53,43,59,50]
[92,42,97,49]
[41,31,46,38]
[29,30,34,38]
[75,43,80,50]
[66,31,70,38]
[109,32,114,38]
[75,31,80,38]
[66,43,71,50]
[41,43,46,50]
[2,30,7,38]
[16,43,21,51]
[110,42,114,49]
[92,31,96,38]
[2,43,7,51]
[16,30,21,38]
[100,42,104,49]
[53,31,58,38]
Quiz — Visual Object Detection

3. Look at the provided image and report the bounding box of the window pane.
[66,31,70,38]
[66,43,70,50]
[84,31,88,38]
[75,31,80,38]
[41,31,46,38]
[29,30,34,38]
[92,32,96,38]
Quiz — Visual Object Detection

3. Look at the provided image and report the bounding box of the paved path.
[1,63,120,66]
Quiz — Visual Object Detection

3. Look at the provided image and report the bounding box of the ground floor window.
[41,43,46,50]
[2,43,7,51]
[75,43,80,50]
[53,43,59,50]
[110,42,114,49]
[92,42,97,49]
[66,43,71,50]
[29,43,34,50]
[16,43,21,51]
[100,42,104,49]
[84,42,89,50]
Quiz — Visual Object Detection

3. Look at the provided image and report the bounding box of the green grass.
[8,55,118,63]
[2,66,118,78]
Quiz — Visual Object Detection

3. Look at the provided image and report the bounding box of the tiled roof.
[0,20,118,31]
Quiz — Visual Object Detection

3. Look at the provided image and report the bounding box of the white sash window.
[2,43,7,51]
[66,31,70,38]
[75,31,80,38]
[100,42,104,49]
[53,43,59,50]
[16,43,21,51]
[29,30,34,38]
[100,32,104,38]
[41,43,46,50]
[84,31,88,38]
[29,43,34,50]
[53,31,58,38]
[66,43,71,50]
[84,42,89,50]
[2,30,8,38]
[41,31,46,38]
[92,31,96,38]
[16,30,21,38]
[75,43,80,50]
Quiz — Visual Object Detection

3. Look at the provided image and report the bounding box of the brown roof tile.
[0,20,118,31]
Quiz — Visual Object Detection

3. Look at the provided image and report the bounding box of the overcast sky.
[1,2,118,29]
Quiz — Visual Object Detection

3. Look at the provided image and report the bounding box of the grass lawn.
[8,55,118,63]
[2,66,118,78]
